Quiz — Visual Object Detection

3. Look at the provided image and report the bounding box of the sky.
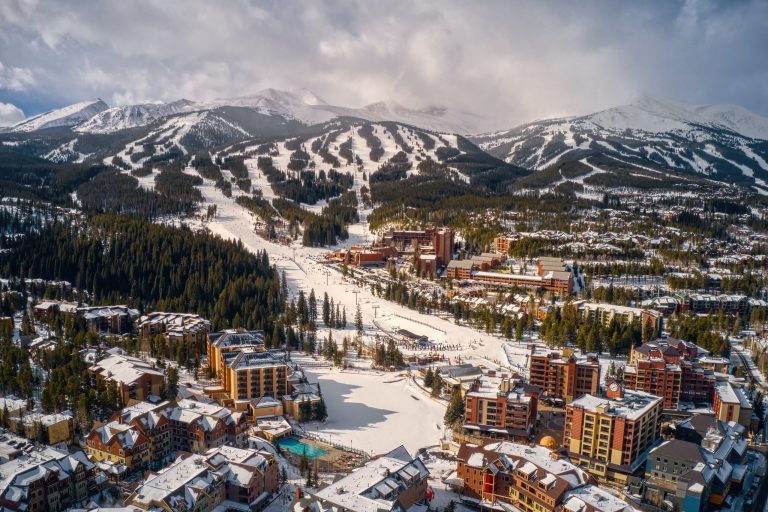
[0,0,766,129]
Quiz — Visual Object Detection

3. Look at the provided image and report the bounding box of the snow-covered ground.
[301,366,446,456]
[176,165,525,456]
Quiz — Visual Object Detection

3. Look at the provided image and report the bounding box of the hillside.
[472,97,768,195]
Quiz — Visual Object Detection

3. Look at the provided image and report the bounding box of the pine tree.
[424,367,434,388]
[444,387,465,425]
[322,292,330,326]
[355,304,363,336]
[313,396,327,421]
[431,372,443,397]
[299,448,309,476]
[308,289,318,322]
[165,366,179,400]
[281,270,289,308]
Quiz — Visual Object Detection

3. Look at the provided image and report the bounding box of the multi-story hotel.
[462,371,539,442]
[624,338,721,409]
[218,349,291,408]
[456,442,634,512]
[563,380,663,484]
[528,346,600,403]
[207,329,266,379]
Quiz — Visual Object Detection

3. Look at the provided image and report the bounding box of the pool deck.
[278,436,366,473]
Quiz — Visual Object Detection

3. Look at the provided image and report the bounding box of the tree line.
[0,214,284,332]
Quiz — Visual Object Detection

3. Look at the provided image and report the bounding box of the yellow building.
[9,411,74,444]
[207,330,265,379]
[219,349,290,410]
[564,383,663,484]
[85,421,150,474]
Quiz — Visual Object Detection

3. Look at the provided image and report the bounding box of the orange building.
[626,339,718,409]
[456,442,634,511]
[528,346,600,402]
[463,371,539,441]
[623,359,682,409]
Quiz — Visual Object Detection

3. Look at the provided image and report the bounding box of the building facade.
[624,338,719,410]
[462,371,539,442]
[127,446,278,512]
[0,447,95,512]
[528,346,600,403]
[563,382,663,484]
[455,442,633,512]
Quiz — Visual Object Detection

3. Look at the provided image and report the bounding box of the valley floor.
[183,173,518,456]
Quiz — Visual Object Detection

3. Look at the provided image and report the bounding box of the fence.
[299,430,372,462]
[393,313,447,335]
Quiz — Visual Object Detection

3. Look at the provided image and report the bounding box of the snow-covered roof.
[310,445,428,512]
[563,484,634,512]
[569,389,662,421]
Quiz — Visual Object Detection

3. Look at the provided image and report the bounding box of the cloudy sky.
[0,0,766,129]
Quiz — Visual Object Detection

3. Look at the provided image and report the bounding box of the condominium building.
[713,381,753,428]
[219,349,290,409]
[0,447,95,512]
[0,399,74,444]
[493,235,518,255]
[455,442,634,512]
[641,415,758,512]
[623,359,682,409]
[207,329,265,379]
[563,381,663,484]
[85,398,247,475]
[462,371,539,442]
[127,446,278,512]
[625,338,720,409]
[445,259,474,280]
[78,305,140,335]
[576,301,662,332]
[447,256,572,293]
[304,445,429,512]
[528,346,600,403]
[88,348,165,404]
[138,312,211,353]
[10,411,75,445]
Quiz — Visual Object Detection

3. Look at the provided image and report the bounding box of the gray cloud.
[0,0,766,130]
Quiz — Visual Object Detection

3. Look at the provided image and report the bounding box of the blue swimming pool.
[277,437,328,459]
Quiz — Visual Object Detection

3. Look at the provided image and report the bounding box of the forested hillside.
[0,215,284,331]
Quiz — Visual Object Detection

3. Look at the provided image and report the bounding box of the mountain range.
[1,90,767,195]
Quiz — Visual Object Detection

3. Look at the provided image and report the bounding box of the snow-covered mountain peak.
[473,96,768,193]
[691,103,768,140]
[74,99,196,134]
[587,96,768,139]
[11,98,109,132]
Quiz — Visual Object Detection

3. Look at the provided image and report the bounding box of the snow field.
[302,366,446,456]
